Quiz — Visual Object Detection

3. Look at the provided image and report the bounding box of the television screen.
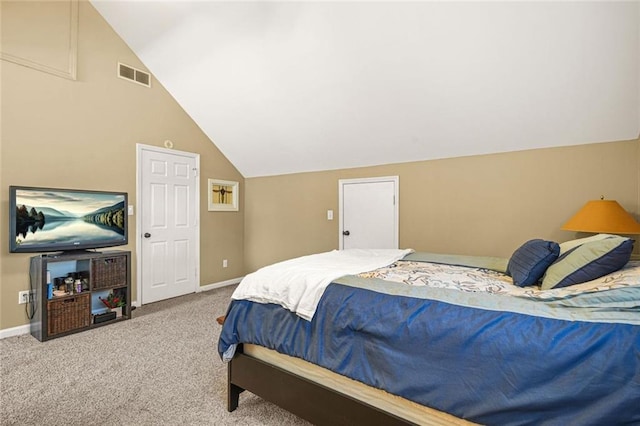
[9,186,128,253]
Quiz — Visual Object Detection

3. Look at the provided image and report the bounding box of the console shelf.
[30,250,131,341]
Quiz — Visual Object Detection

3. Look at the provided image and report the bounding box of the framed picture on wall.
[208,179,239,211]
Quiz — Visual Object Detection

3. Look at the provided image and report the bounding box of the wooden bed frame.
[227,344,413,425]
[227,344,474,426]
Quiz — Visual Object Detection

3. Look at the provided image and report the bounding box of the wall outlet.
[222,259,228,268]
[18,290,32,304]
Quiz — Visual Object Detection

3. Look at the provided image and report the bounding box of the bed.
[218,241,640,425]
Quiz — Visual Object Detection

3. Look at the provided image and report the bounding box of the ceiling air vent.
[117,62,151,88]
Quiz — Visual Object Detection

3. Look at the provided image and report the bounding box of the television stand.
[30,250,131,341]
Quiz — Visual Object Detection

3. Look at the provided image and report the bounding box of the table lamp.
[562,198,640,234]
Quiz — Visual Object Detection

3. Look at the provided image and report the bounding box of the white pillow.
[559,233,616,255]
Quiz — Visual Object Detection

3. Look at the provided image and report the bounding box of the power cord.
[26,265,38,320]
[24,294,36,320]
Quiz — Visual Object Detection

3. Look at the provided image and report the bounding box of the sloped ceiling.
[91,1,639,178]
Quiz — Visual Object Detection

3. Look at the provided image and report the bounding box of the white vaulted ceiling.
[91,1,639,178]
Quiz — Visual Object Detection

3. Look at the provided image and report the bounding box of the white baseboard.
[198,277,243,292]
[0,324,30,339]
[1,278,242,339]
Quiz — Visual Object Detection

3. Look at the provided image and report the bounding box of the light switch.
[128,205,134,216]
[327,210,333,220]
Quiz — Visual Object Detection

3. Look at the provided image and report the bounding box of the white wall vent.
[117,62,151,87]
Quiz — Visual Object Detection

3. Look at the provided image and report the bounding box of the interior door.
[339,177,399,249]
[138,145,199,304]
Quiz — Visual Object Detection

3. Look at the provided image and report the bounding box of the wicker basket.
[47,294,91,336]
[92,255,127,290]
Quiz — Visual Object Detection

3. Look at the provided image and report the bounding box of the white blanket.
[232,248,414,320]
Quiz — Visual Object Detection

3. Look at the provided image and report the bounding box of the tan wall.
[0,1,244,331]
[245,139,640,272]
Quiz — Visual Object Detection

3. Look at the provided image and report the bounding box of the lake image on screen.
[14,189,126,248]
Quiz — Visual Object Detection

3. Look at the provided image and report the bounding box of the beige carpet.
[0,286,310,425]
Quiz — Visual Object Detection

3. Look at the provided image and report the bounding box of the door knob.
[144,233,151,238]
[342,230,350,236]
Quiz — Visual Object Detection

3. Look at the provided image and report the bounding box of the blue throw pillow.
[507,239,560,287]
[541,236,633,290]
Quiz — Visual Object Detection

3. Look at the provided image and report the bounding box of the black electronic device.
[94,311,117,324]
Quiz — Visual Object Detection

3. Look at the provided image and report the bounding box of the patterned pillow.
[507,239,560,287]
[541,235,633,290]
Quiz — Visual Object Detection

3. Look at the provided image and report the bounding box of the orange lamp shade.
[562,200,640,234]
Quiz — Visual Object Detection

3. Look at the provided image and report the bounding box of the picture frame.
[208,179,239,211]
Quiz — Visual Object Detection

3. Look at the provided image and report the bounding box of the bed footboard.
[227,347,413,425]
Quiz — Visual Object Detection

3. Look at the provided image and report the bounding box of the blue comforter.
[218,256,640,425]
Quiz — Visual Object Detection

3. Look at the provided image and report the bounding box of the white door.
[339,177,399,249]
[138,144,199,304]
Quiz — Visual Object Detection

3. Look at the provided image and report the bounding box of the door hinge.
[192,168,198,177]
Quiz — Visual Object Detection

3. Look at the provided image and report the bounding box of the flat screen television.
[9,186,128,253]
